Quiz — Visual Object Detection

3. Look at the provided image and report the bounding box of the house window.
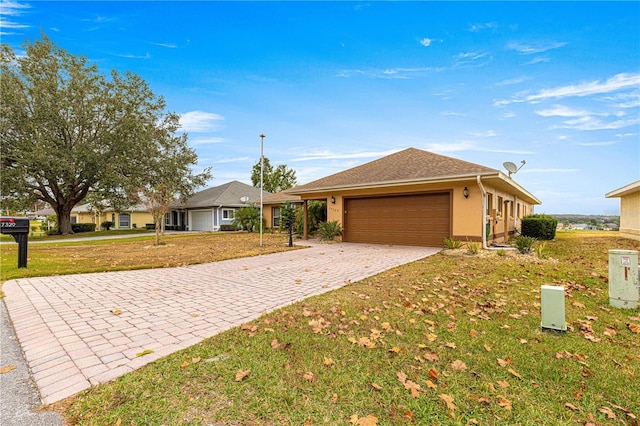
[517,203,521,218]
[486,193,493,215]
[497,196,503,216]
[272,207,281,228]
[222,209,235,220]
[165,213,171,225]
[119,213,130,229]
[509,201,514,217]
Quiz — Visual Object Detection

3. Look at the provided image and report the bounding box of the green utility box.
[608,249,639,309]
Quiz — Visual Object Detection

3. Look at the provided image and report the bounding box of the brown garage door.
[343,192,450,246]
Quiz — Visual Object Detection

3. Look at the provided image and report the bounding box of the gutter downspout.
[476,175,488,249]
[513,195,518,235]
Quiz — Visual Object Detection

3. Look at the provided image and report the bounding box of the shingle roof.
[262,191,302,205]
[289,148,498,192]
[182,181,271,209]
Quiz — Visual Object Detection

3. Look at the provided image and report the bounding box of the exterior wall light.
[463,187,469,199]
[330,196,336,204]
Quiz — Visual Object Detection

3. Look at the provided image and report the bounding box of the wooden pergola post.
[303,200,308,240]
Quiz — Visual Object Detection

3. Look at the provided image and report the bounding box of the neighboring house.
[169,180,270,232]
[606,180,640,241]
[262,191,303,229]
[72,203,154,230]
[287,147,540,247]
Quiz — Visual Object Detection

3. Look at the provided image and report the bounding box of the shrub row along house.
[73,148,541,246]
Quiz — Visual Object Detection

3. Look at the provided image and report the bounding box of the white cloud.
[148,41,178,49]
[575,141,617,147]
[213,157,250,164]
[190,136,226,145]
[552,116,640,131]
[290,148,402,162]
[527,73,640,102]
[525,57,550,65]
[420,38,432,47]
[521,168,580,174]
[113,52,151,59]
[471,130,498,137]
[506,41,567,55]
[616,132,636,138]
[535,105,603,118]
[453,51,491,68]
[502,112,516,119]
[179,111,225,132]
[0,1,30,34]
[469,22,497,32]
[495,77,527,86]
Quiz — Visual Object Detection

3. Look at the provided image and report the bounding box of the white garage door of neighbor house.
[191,210,213,231]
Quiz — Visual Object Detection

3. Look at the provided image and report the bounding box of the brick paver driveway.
[3,242,439,404]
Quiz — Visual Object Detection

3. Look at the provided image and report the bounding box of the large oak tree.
[1,35,208,234]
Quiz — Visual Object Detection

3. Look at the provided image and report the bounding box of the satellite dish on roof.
[503,162,518,175]
[503,160,526,177]
[240,196,249,203]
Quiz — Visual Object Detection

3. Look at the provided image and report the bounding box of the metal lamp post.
[259,133,265,247]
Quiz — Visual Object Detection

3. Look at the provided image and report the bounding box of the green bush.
[232,206,264,232]
[317,221,343,241]
[443,237,463,249]
[466,241,480,254]
[535,241,548,259]
[145,223,155,230]
[295,201,327,237]
[521,214,557,240]
[72,223,96,233]
[101,221,115,230]
[219,224,238,231]
[514,235,536,254]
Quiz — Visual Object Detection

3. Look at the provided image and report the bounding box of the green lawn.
[58,232,639,425]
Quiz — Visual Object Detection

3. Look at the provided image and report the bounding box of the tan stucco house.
[262,191,303,229]
[287,148,540,247]
[72,203,154,230]
[606,180,640,241]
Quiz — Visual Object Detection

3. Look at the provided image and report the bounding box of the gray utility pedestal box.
[608,249,639,309]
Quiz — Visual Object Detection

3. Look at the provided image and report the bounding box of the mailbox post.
[0,217,30,268]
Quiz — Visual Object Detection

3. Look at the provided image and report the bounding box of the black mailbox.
[0,217,29,268]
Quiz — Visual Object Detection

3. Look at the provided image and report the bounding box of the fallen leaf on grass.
[428,368,439,382]
[303,371,316,382]
[271,339,280,349]
[483,344,492,352]
[235,369,250,382]
[191,357,201,363]
[508,368,523,379]
[350,414,378,425]
[370,382,383,391]
[180,361,189,368]
[628,323,640,334]
[450,360,467,371]
[497,380,510,388]
[332,393,338,403]
[497,395,512,410]
[323,357,336,367]
[439,394,457,411]
[598,407,616,419]
[425,379,437,389]
[0,365,16,374]
[565,402,580,411]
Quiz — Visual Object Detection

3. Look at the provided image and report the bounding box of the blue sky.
[2,1,639,214]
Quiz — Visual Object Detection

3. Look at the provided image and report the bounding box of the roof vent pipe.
[476,175,488,249]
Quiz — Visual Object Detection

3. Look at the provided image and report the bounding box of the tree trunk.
[155,215,163,246]
[56,203,75,235]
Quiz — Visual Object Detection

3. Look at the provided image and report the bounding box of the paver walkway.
[3,242,439,405]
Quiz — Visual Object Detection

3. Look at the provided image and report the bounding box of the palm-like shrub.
[317,220,343,241]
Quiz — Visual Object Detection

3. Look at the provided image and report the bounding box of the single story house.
[262,191,303,229]
[287,147,541,247]
[605,180,640,241]
[169,180,270,232]
[72,203,154,230]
